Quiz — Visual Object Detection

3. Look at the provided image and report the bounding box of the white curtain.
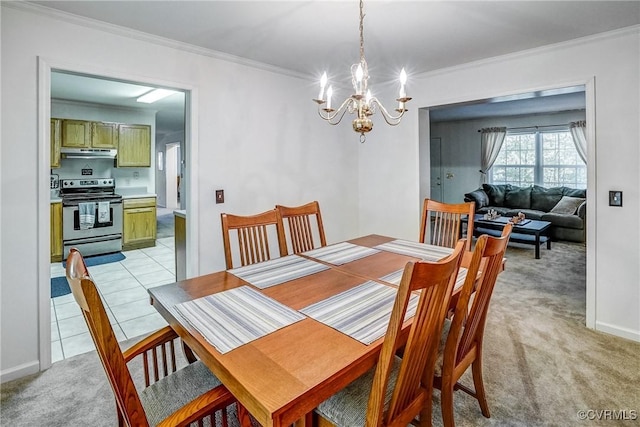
[480,127,507,184]
[570,120,587,164]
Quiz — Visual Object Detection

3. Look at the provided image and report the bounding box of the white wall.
[430,110,587,203]
[0,4,356,381]
[360,28,640,341]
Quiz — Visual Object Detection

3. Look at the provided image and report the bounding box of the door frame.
[420,78,596,331]
[37,56,200,370]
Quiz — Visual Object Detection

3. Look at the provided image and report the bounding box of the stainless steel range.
[61,178,123,258]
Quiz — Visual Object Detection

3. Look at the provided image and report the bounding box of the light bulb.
[327,86,333,109]
[318,72,328,100]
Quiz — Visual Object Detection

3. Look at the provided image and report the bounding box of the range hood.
[61,147,117,159]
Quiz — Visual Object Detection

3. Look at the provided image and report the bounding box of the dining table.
[148,234,469,427]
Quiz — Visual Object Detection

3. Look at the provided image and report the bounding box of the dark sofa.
[464,184,586,242]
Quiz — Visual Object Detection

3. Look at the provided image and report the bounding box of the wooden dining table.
[148,234,464,427]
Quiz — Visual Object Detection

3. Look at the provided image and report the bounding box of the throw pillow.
[464,189,489,209]
[504,186,532,209]
[482,184,511,206]
[550,196,585,215]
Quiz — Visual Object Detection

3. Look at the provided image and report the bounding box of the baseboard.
[595,321,640,343]
[0,360,40,384]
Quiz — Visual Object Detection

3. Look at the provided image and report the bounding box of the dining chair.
[65,248,239,427]
[221,208,288,269]
[276,201,327,253]
[314,239,466,427]
[433,223,512,427]
[419,199,476,252]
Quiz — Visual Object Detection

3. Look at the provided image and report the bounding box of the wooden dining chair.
[65,248,239,427]
[314,240,466,427]
[420,199,475,252]
[221,208,288,269]
[433,223,512,427]
[276,201,327,253]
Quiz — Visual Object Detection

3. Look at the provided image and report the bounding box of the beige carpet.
[2,241,639,426]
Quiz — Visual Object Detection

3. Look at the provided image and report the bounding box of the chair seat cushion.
[315,356,402,426]
[434,318,452,377]
[139,360,225,426]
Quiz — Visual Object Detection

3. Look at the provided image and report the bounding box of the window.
[491,130,586,188]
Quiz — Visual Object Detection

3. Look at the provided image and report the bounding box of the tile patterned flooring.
[50,236,176,362]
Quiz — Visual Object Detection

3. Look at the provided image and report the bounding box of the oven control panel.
[61,178,115,188]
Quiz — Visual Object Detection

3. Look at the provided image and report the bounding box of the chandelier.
[313,0,411,143]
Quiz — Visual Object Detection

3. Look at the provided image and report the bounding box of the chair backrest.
[365,240,466,426]
[221,208,288,269]
[66,248,149,427]
[419,199,475,252]
[444,224,512,372]
[276,201,327,253]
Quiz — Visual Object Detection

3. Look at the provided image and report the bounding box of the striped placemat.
[300,281,419,345]
[379,267,470,291]
[175,286,306,354]
[302,242,380,265]
[374,239,454,261]
[228,255,329,289]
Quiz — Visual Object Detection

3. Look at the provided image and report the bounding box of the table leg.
[535,233,541,259]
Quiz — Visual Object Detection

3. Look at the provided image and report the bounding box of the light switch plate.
[609,191,622,207]
[216,189,224,204]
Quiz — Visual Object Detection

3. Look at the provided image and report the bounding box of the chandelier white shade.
[313,0,411,142]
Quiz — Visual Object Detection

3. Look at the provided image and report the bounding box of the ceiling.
[38,1,637,131]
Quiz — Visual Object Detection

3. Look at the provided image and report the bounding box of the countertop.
[116,187,157,199]
[174,209,186,219]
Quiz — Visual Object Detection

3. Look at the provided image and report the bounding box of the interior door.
[430,137,443,201]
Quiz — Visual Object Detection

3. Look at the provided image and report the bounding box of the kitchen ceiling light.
[313,0,411,143]
[136,88,178,103]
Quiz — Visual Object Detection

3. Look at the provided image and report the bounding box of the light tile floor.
[50,236,176,362]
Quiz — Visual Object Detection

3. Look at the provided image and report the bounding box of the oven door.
[63,202,123,255]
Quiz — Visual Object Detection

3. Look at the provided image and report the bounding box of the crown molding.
[417,24,640,80]
[6,1,311,80]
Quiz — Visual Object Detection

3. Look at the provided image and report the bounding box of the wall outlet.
[133,171,139,180]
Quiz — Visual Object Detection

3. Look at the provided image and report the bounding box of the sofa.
[464,184,586,242]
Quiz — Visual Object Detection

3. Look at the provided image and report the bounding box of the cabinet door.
[117,124,151,167]
[61,120,91,148]
[91,122,118,148]
[123,207,157,245]
[51,202,63,262]
[50,119,61,168]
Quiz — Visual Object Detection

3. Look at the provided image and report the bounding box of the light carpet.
[2,241,639,426]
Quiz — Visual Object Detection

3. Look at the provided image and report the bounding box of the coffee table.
[470,214,552,259]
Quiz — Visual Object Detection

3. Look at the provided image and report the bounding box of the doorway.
[419,82,594,330]
[165,142,181,209]
[40,60,195,367]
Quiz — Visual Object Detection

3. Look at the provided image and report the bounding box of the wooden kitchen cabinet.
[51,118,61,168]
[61,119,91,148]
[51,202,63,262]
[117,124,151,167]
[91,122,118,148]
[123,197,156,250]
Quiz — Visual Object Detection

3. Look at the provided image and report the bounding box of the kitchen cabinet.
[91,122,118,148]
[117,124,151,167]
[123,197,156,250]
[61,119,91,148]
[51,118,61,168]
[51,202,63,262]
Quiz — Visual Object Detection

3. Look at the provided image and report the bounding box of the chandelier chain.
[359,0,365,64]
